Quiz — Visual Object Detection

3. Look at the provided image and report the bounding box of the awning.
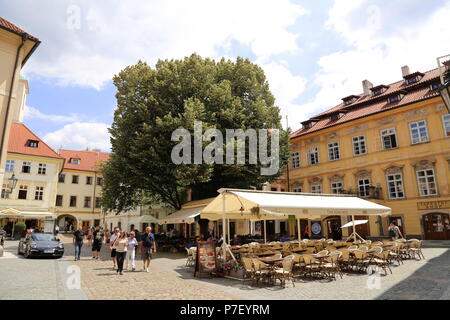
[0,208,55,220]
[158,206,205,224]
[140,214,159,224]
[341,220,368,228]
[201,189,391,221]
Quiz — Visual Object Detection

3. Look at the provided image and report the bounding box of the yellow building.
[55,149,109,231]
[0,17,40,185]
[0,123,64,234]
[288,65,450,240]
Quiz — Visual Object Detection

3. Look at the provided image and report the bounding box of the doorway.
[423,213,450,240]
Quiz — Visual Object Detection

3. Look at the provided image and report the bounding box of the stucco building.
[288,65,450,240]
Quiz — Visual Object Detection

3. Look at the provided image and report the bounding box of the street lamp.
[440,78,450,113]
[437,55,450,113]
[7,174,18,193]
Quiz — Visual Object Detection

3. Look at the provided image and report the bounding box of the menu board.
[194,240,217,277]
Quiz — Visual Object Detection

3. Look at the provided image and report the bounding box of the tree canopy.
[102,54,289,212]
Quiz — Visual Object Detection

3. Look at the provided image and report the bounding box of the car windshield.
[31,234,57,242]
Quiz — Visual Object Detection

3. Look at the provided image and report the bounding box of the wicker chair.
[323,251,343,280]
[252,259,271,285]
[242,257,257,285]
[338,249,353,271]
[359,246,369,252]
[273,255,295,287]
[302,255,322,278]
[408,239,425,260]
[291,253,305,276]
[353,250,371,273]
[371,241,383,246]
[372,249,392,275]
[185,247,195,267]
[387,242,403,265]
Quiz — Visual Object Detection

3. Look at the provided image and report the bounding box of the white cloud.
[23,105,82,123]
[297,0,450,122]
[43,122,110,151]
[11,0,308,90]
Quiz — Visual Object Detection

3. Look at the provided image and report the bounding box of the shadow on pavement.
[376,249,450,300]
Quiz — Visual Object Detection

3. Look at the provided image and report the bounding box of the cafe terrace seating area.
[187,238,425,288]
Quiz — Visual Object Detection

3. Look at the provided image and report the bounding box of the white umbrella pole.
[264,220,267,244]
[352,215,356,242]
[227,218,230,244]
[222,193,226,258]
[297,218,301,248]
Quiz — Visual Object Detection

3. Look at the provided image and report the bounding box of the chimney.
[401,65,410,78]
[362,80,373,96]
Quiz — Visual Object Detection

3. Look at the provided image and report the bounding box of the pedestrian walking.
[92,226,104,260]
[113,231,128,275]
[126,231,138,271]
[55,225,59,236]
[109,228,120,270]
[140,226,156,273]
[73,226,85,261]
[88,228,93,246]
[388,221,403,240]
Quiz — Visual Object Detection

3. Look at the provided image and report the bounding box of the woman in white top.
[113,231,128,275]
[126,231,138,271]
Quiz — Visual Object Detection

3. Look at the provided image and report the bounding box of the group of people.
[73,226,157,275]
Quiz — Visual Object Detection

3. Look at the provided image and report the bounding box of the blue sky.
[2,0,450,151]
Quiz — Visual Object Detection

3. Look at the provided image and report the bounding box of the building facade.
[0,123,64,234]
[55,149,109,231]
[0,17,40,186]
[289,65,450,240]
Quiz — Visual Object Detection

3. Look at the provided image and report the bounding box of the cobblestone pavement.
[2,235,450,300]
[0,240,86,300]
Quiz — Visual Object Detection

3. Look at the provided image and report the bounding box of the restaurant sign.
[417,200,450,211]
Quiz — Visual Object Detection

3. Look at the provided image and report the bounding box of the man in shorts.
[92,225,104,260]
[109,228,120,270]
[140,227,156,273]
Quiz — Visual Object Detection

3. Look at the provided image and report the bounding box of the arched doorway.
[57,215,78,232]
[324,216,342,240]
[423,213,450,240]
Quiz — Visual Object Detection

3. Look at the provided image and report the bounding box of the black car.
[18,232,64,258]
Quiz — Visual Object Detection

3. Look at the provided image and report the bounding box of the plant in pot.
[13,221,26,240]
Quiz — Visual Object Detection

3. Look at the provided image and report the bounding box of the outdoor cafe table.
[291,248,308,253]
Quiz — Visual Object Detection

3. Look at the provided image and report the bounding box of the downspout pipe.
[0,34,26,159]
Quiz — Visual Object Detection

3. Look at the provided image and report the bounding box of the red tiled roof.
[8,123,62,159]
[59,149,110,172]
[291,68,442,138]
[0,17,39,42]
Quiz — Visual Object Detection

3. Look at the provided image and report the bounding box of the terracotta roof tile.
[291,68,442,138]
[8,123,62,159]
[0,17,39,42]
[59,149,110,172]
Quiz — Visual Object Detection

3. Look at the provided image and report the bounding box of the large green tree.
[102,54,289,212]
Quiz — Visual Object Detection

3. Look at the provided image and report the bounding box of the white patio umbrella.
[341,220,368,228]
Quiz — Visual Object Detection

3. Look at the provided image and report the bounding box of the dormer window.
[302,120,317,130]
[70,158,80,165]
[26,140,39,148]
[371,85,389,96]
[431,82,442,91]
[342,95,359,106]
[330,112,345,122]
[388,94,402,104]
[404,72,424,86]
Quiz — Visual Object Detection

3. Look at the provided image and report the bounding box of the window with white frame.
[352,135,367,156]
[443,114,450,137]
[409,120,429,144]
[22,161,31,173]
[18,185,28,200]
[1,184,10,199]
[416,169,438,197]
[358,179,371,197]
[331,181,343,194]
[38,163,47,175]
[381,128,398,150]
[311,184,322,194]
[328,142,340,161]
[308,147,319,165]
[35,186,44,200]
[291,152,300,169]
[387,173,405,199]
[5,160,14,172]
